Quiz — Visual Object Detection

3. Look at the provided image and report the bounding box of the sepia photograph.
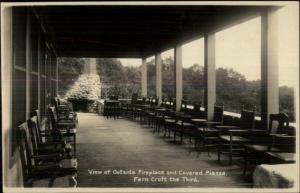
[1,1,299,193]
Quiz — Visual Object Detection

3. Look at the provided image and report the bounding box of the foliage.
[58,57,85,97]
[96,58,141,99]
[147,59,156,97]
[58,57,85,74]
[58,57,295,121]
[216,67,261,114]
[279,86,295,121]
[183,64,205,103]
[162,56,176,99]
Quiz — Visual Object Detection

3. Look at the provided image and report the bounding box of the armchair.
[27,115,72,157]
[216,107,255,165]
[48,106,77,155]
[51,97,77,124]
[193,104,224,155]
[18,122,77,187]
[243,113,293,175]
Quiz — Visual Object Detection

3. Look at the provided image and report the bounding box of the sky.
[182,38,204,67]
[119,58,142,67]
[215,16,261,81]
[119,5,298,87]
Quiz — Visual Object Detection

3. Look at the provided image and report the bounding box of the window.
[216,16,261,114]
[13,8,26,68]
[147,56,156,97]
[31,74,39,111]
[51,54,57,79]
[13,70,26,135]
[31,14,39,112]
[182,38,205,105]
[162,49,175,99]
[40,76,46,117]
[31,15,39,72]
[50,54,57,97]
[40,37,47,117]
[12,7,27,155]
[40,36,46,75]
[45,50,52,105]
[278,5,298,122]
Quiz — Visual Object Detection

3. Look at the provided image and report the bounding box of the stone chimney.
[65,58,101,112]
[84,58,97,74]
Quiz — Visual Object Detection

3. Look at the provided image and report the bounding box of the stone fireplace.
[65,58,101,112]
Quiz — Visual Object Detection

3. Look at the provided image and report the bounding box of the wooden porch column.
[261,8,279,128]
[204,33,216,120]
[175,44,183,111]
[155,53,162,104]
[141,58,147,97]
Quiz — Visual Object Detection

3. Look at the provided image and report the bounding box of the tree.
[147,59,156,97]
[162,56,175,99]
[58,57,85,97]
[279,86,294,121]
[58,57,85,74]
[58,57,295,121]
[216,67,261,113]
[96,58,141,99]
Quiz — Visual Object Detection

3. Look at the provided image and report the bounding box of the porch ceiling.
[37,5,273,58]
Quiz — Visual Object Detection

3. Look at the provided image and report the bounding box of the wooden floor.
[76,113,252,188]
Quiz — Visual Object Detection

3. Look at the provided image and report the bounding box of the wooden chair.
[18,122,77,187]
[145,97,159,127]
[174,100,195,143]
[48,106,77,155]
[27,115,72,157]
[140,97,154,124]
[174,112,194,143]
[217,107,255,165]
[194,104,224,155]
[243,113,294,175]
[180,100,188,112]
[185,102,204,120]
[31,110,66,143]
[31,110,51,142]
[153,109,164,133]
[51,97,77,123]
[161,97,167,108]
[161,109,177,137]
[153,98,173,134]
[266,134,295,164]
[171,98,176,111]
[159,98,176,134]
[268,113,290,135]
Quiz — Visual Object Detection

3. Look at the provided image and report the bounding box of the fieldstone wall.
[65,73,101,112]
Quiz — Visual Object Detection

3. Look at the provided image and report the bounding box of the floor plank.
[76,113,252,188]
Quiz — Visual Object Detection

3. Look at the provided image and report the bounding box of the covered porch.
[1,1,299,191]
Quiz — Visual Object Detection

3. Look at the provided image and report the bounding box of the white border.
[1,1,299,193]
